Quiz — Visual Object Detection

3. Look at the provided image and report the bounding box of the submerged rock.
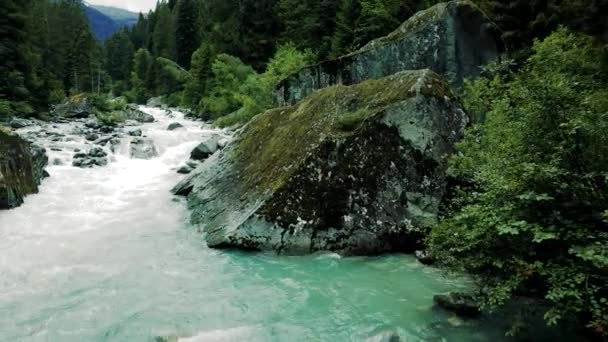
[173,70,467,254]
[130,137,158,159]
[433,292,480,317]
[0,128,48,209]
[274,0,503,106]
[167,122,184,131]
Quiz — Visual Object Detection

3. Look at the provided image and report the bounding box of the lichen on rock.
[173,69,468,255]
[273,0,503,106]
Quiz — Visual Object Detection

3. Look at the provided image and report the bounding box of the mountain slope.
[90,5,138,27]
[85,5,138,41]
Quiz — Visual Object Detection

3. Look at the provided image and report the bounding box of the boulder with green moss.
[173,69,467,255]
[0,127,48,209]
[274,0,503,106]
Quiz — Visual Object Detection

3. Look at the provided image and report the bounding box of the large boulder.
[53,94,95,119]
[173,70,468,255]
[274,0,503,106]
[124,105,154,123]
[0,127,48,209]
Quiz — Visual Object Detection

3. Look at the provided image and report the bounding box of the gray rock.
[185,160,199,169]
[10,118,30,129]
[366,330,401,342]
[0,129,48,209]
[128,129,142,137]
[94,136,113,146]
[52,158,63,166]
[415,250,435,265]
[147,97,163,108]
[433,292,480,317]
[190,135,220,161]
[99,126,113,133]
[273,0,503,106]
[177,165,194,174]
[124,105,154,123]
[172,70,467,255]
[217,138,230,149]
[52,95,94,118]
[167,122,184,131]
[88,147,107,158]
[85,119,101,129]
[85,133,99,141]
[130,137,158,159]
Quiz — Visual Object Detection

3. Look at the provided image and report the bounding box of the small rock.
[415,250,435,265]
[85,133,99,141]
[130,138,158,159]
[177,165,194,174]
[94,136,113,145]
[217,138,230,149]
[99,126,114,133]
[185,160,199,168]
[89,147,107,158]
[167,122,183,131]
[433,292,480,317]
[128,129,142,137]
[365,330,401,342]
[85,120,101,129]
[52,158,63,166]
[10,118,30,129]
[190,135,220,161]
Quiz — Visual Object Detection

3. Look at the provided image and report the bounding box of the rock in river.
[1,127,48,209]
[130,137,158,159]
[173,70,467,254]
[433,292,481,317]
[190,135,220,161]
[273,0,503,106]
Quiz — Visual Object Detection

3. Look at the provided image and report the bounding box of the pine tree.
[330,0,361,58]
[152,3,176,60]
[183,44,214,108]
[175,0,200,69]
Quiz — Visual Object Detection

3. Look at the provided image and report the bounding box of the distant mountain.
[90,5,138,27]
[85,5,138,42]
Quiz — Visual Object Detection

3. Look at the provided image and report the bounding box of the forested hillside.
[1,0,607,338]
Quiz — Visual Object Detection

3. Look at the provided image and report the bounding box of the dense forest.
[1,0,607,339]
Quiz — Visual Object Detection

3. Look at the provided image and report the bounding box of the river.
[0,107,511,341]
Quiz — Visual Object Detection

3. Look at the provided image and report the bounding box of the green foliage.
[0,99,15,119]
[182,44,214,109]
[155,57,188,96]
[201,44,314,125]
[428,28,608,337]
[128,48,153,103]
[174,0,199,69]
[96,110,126,126]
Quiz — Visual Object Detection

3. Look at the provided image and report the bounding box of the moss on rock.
[0,128,47,209]
[173,70,468,255]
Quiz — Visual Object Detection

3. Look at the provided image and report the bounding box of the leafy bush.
[428,28,608,337]
[0,99,15,119]
[201,44,314,125]
[96,111,126,126]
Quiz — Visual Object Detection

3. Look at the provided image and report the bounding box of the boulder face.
[0,127,48,209]
[173,70,468,255]
[273,0,503,106]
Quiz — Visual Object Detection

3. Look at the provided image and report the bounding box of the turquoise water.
[0,108,510,341]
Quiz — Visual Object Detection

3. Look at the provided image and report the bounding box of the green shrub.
[0,99,14,119]
[428,28,608,337]
[96,111,126,126]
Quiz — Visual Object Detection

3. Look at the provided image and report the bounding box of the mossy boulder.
[0,127,48,209]
[173,69,467,255]
[274,0,503,106]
